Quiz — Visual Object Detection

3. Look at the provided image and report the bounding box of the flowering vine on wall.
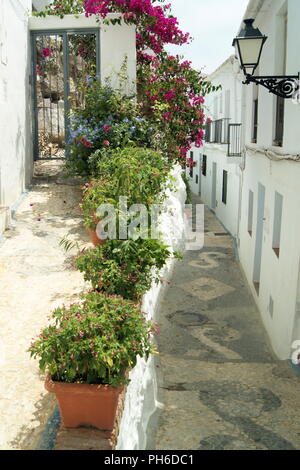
[35,0,219,164]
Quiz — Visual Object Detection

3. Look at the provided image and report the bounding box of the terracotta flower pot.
[86,225,105,246]
[45,375,123,431]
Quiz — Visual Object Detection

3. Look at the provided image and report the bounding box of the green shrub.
[28,291,158,386]
[80,179,117,230]
[90,147,172,201]
[64,82,156,177]
[74,239,180,301]
[80,147,173,232]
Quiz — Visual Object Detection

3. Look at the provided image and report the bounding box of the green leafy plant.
[74,239,180,301]
[65,82,156,177]
[90,146,172,200]
[28,291,158,386]
[80,179,118,230]
[80,147,173,233]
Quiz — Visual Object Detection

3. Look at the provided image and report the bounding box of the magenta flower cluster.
[84,0,191,54]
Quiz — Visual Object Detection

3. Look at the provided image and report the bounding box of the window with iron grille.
[206,118,230,144]
[206,119,241,154]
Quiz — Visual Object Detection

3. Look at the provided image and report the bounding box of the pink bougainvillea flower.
[42,47,52,58]
[163,89,176,101]
[180,148,188,157]
[79,137,93,148]
[102,140,110,147]
[162,111,171,122]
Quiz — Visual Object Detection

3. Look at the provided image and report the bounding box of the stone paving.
[152,197,300,450]
[0,160,89,450]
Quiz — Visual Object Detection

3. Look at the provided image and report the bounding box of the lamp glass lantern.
[233,19,267,76]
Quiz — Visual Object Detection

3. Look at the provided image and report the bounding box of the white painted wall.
[117,166,186,450]
[187,56,243,238]
[32,0,51,10]
[0,0,33,228]
[29,14,137,93]
[238,0,300,359]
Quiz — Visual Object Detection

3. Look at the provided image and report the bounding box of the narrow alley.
[2,0,300,455]
[151,197,300,451]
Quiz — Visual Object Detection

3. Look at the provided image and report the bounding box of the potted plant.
[28,291,158,430]
[80,179,117,246]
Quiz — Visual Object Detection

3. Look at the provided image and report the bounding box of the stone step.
[0,206,10,236]
[54,427,115,451]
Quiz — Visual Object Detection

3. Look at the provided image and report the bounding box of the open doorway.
[31,29,100,160]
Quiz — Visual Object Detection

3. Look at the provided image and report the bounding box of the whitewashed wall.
[238,0,300,359]
[117,166,186,450]
[0,0,33,231]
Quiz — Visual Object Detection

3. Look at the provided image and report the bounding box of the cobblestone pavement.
[152,198,300,450]
[0,160,89,450]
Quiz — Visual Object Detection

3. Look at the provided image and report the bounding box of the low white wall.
[116,165,186,450]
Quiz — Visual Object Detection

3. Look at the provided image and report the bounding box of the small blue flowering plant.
[65,81,156,177]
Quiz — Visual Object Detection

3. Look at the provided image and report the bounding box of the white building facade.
[0,0,33,234]
[237,0,300,360]
[187,0,300,361]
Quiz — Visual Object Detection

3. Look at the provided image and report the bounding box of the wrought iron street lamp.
[233,19,299,99]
